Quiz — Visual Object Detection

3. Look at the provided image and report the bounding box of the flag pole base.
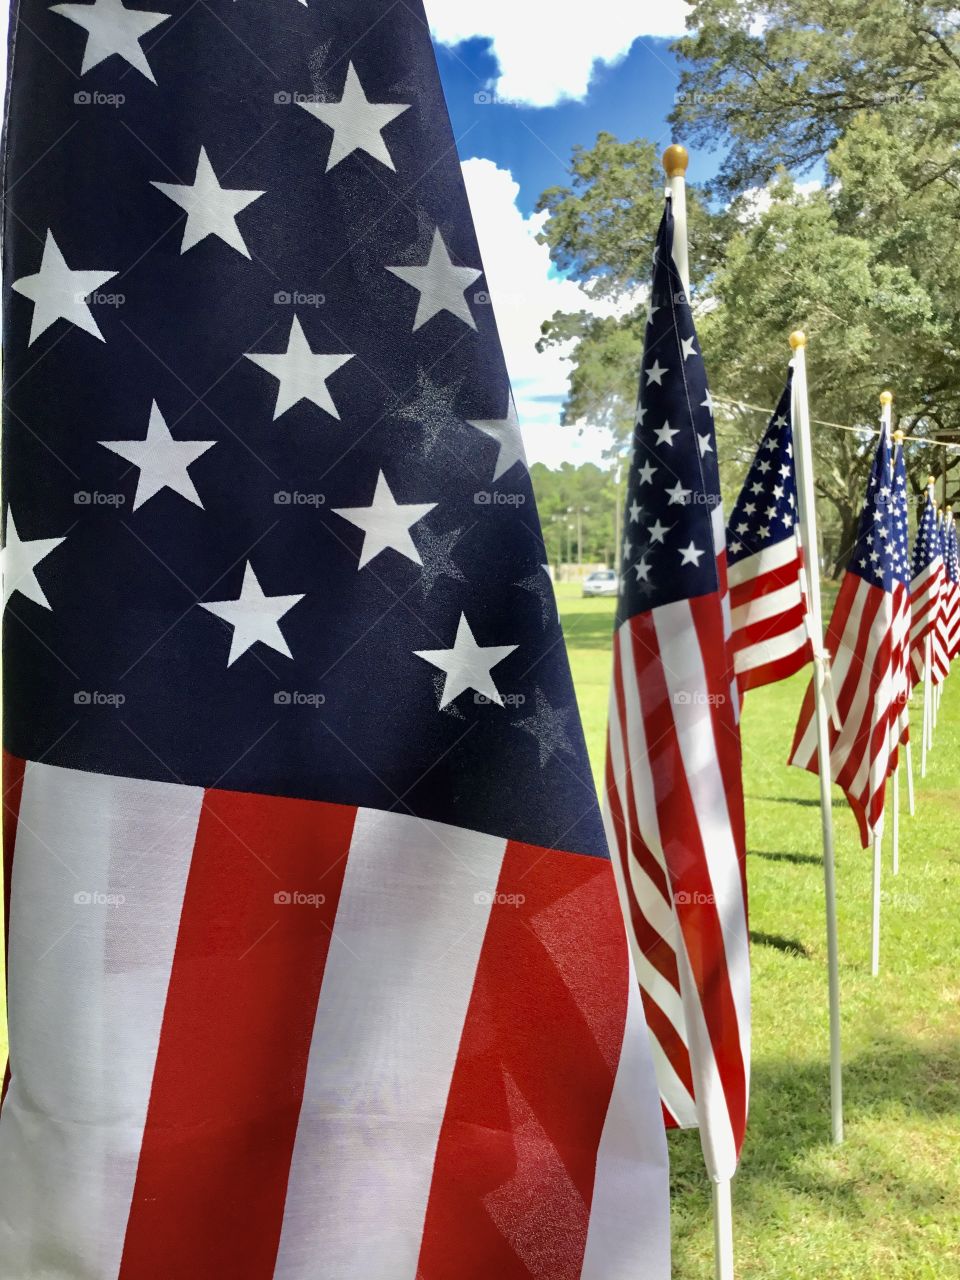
[712,1177,735,1280]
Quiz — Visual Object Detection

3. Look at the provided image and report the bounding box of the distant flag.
[726,373,813,693]
[909,480,944,685]
[945,511,960,660]
[932,510,953,685]
[603,197,750,1183]
[789,428,906,847]
[888,437,913,762]
[0,1,672,1274]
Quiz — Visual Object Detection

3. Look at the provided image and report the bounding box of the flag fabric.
[0,3,672,1276]
[945,512,960,660]
[789,428,907,847]
[889,439,913,758]
[603,200,750,1183]
[909,483,944,685]
[726,374,812,694]
[932,512,953,685]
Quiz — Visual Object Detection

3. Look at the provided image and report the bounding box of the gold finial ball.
[662,145,689,178]
[789,330,807,350]
[893,429,905,443]
[880,390,894,406]
[928,474,937,487]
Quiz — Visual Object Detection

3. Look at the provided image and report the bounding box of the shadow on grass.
[748,794,849,809]
[669,1033,960,1226]
[750,931,810,958]
[748,848,822,867]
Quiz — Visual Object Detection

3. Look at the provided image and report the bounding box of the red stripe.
[731,601,807,656]
[1,752,26,1109]
[628,612,748,1153]
[640,989,695,1100]
[416,841,626,1280]
[729,555,803,609]
[119,789,357,1280]
[737,642,810,694]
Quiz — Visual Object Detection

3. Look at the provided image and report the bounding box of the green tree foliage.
[534,4,960,572]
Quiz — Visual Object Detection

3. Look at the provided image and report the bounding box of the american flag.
[910,481,944,685]
[789,427,907,847]
[726,372,812,693]
[932,510,953,685]
[945,511,960,660]
[603,199,750,1182]
[0,3,672,1275]
[889,438,913,761]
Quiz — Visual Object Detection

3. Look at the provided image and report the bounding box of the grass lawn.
[1,585,957,1278]
[558,581,960,1279]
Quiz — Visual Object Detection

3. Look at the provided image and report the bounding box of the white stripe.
[580,974,671,1280]
[730,579,802,630]
[734,621,809,676]
[727,535,799,586]
[0,762,203,1280]
[791,577,869,769]
[272,808,506,1280]
[642,1015,698,1127]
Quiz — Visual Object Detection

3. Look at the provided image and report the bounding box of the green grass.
[558,582,960,1279]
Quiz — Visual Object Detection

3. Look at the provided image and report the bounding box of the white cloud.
[461,157,623,468]
[426,1,690,107]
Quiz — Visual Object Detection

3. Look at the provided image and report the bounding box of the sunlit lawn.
[558,581,960,1279]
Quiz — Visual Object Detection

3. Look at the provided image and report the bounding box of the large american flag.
[603,199,750,1183]
[910,481,944,686]
[789,427,907,847]
[726,372,812,694]
[0,3,672,1275]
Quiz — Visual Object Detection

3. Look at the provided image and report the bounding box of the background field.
[559,583,960,1279]
[1,586,957,1278]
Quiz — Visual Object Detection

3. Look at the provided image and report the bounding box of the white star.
[467,397,527,481]
[199,561,305,666]
[245,315,353,420]
[701,390,714,415]
[654,420,679,447]
[628,500,642,522]
[666,480,691,506]
[758,460,771,473]
[623,539,632,558]
[333,471,435,569]
[681,335,697,360]
[698,433,713,457]
[744,502,756,515]
[679,540,705,566]
[51,0,169,82]
[414,613,517,709]
[151,147,265,258]
[773,414,788,430]
[645,359,668,386]
[646,300,660,326]
[648,518,671,544]
[634,558,651,582]
[735,521,749,536]
[299,62,410,171]
[387,228,482,331]
[751,481,764,495]
[730,540,742,554]
[3,509,66,610]
[99,400,216,510]
[637,460,657,485]
[635,401,648,426]
[12,229,117,344]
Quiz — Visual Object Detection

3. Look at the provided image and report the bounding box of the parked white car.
[582,569,618,598]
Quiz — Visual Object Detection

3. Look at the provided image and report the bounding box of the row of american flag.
[1,0,958,1273]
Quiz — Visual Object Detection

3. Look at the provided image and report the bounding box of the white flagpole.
[790,330,844,1143]
[892,767,900,876]
[664,145,736,1280]
[663,144,691,295]
[905,742,915,816]
[921,632,932,776]
[871,830,882,977]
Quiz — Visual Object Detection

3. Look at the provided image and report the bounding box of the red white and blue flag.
[889,438,913,759]
[944,512,960,661]
[909,481,944,685]
[932,511,953,685]
[789,427,908,847]
[0,3,671,1275]
[726,373,812,694]
[603,200,750,1184]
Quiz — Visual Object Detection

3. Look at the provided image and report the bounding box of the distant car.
[582,569,618,598]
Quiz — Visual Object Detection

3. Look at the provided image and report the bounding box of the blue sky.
[424,4,718,467]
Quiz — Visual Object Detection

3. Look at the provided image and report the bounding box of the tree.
[534,5,960,572]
